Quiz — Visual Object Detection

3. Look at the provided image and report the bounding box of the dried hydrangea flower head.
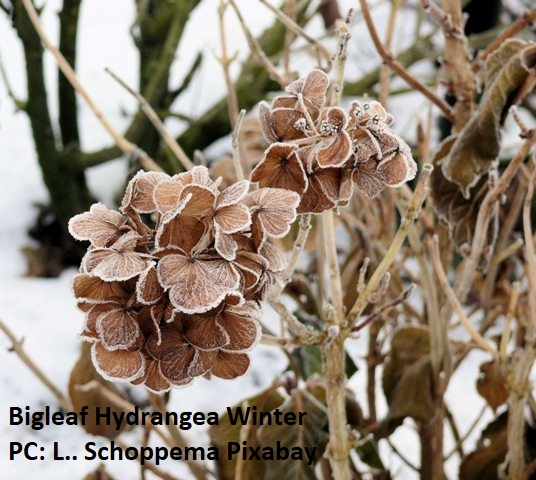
[69,166,299,392]
[252,72,417,210]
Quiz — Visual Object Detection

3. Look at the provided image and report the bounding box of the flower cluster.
[69,167,299,392]
[251,70,417,212]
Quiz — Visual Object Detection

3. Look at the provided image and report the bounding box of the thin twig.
[0,319,71,409]
[258,0,332,70]
[270,213,312,301]
[386,438,420,472]
[282,0,296,81]
[472,9,536,72]
[19,0,162,173]
[347,164,433,323]
[352,284,414,332]
[149,394,209,480]
[0,52,26,110]
[488,238,524,270]
[218,0,240,127]
[231,109,246,181]
[330,9,353,105]
[522,157,536,332]
[428,236,498,356]
[358,0,453,120]
[379,0,403,106]
[105,68,193,171]
[435,0,476,129]
[455,129,536,301]
[444,403,487,461]
[269,299,323,344]
[228,0,286,86]
[76,380,174,448]
[499,282,520,363]
[320,19,353,480]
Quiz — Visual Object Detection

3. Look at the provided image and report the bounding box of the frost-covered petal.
[352,158,386,197]
[83,248,150,282]
[136,264,164,305]
[188,350,218,377]
[160,346,196,385]
[96,308,140,351]
[216,180,249,208]
[153,176,186,214]
[211,352,250,379]
[69,203,126,247]
[259,242,286,273]
[214,204,251,234]
[91,343,145,382]
[122,171,169,213]
[219,305,261,352]
[72,274,128,304]
[133,359,170,393]
[246,188,299,238]
[157,254,241,314]
[182,316,229,350]
[250,143,307,194]
[317,130,352,168]
[214,225,239,261]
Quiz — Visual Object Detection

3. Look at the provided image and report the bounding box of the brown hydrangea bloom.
[250,74,417,211]
[69,166,298,392]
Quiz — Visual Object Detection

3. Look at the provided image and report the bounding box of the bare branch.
[358,0,454,120]
[19,0,162,173]
[105,68,193,171]
[0,319,71,410]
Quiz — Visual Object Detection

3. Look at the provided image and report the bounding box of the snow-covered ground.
[0,1,520,478]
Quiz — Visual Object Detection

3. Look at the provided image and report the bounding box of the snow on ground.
[0,1,521,479]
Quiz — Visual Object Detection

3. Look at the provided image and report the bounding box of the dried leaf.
[459,413,508,480]
[442,40,536,197]
[476,360,508,411]
[382,326,434,431]
[258,389,328,480]
[68,343,128,439]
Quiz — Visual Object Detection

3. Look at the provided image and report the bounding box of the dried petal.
[129,171,169,213]
[69,203,126,247]
[215,204,251,234]
[352,158,386,197]
[251,143,307,194]
[157,253,241,314]
[260,242,286,272]
[83,232,151,282]
[182,316,230,350]
[96,308,140,351]
[211,351,250,379]
[188,350,218,377]
[133,359,170,393]
[153,176,186,214]
[91,343,145,382]
[216,180,249,208]
[246,188,300,239]
[72,274,128,304]
[136,264,164,305]
[219,303,261,352]
[274,69,329,119]
[214,225,239,261]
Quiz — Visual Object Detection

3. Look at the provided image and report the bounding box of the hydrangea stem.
[320,13,353,480]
